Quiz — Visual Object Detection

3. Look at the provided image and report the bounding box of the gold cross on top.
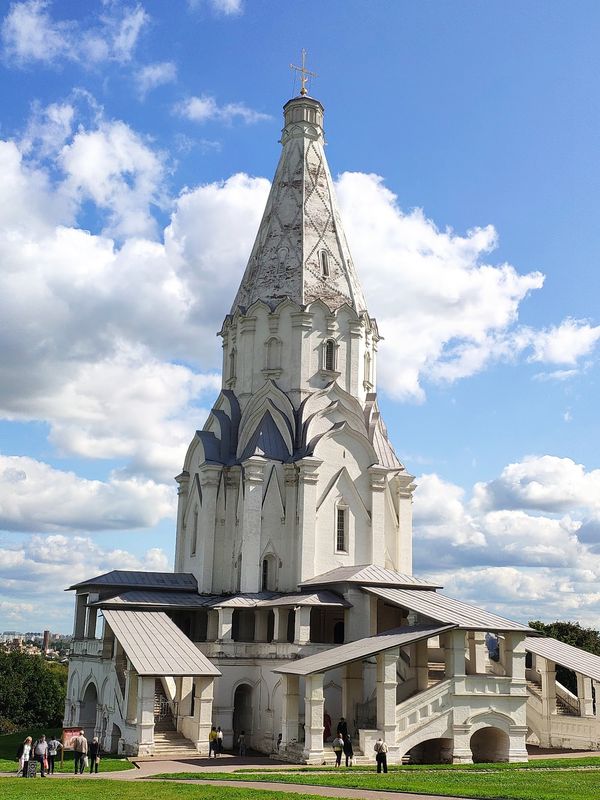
[290,49,317,96]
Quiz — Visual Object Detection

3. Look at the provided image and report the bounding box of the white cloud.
[187,0,243,15]
[0,454,175,532]
[20,100,75,158]
[135,61,177,97]
[524,318,600,365]
[1,0,148,66]
[175,95,270,125]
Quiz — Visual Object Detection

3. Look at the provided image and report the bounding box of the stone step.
[526,680,578,716]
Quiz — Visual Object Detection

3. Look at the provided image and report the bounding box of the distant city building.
[64,85,600,764]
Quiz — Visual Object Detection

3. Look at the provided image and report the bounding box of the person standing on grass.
[47,735,62,774]
[16,736,32,777]
[89,736,100,774]
[73,730,88,774]
[33,734,48,777]
[343,733,354,767]
[208,725,218,758]
[332,733,344,767]
[374,737,388,773]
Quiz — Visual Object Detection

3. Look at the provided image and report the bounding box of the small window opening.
[191,508,198,556]
[261,558,269,591]
[229,348,237,380]
[320,250,330,277]
[325,339,336,371]
[336,507,347,552]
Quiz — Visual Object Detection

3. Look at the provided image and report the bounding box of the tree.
[528,620,600,694]
[0,651,66,731]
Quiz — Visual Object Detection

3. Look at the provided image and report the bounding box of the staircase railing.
[396,678,452,734]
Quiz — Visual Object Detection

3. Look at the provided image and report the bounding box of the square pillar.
[192,677,214,754]
[594,681,600,719]
[468,631,487,675]
[303,673,324,762]
[342,660,363,729]
[178,676,193,718]
[197,465,222,591]
[206,609,219,641]
[296,458,322,582]
[217,607,234,641]
[273,607,290,643]
[255,609,270,642]
[539,656,557,736]
[136,676,155,755]
[415,639,429,691]
[280,674,300,745]
[73,594,87,639]
[376,648,398,743]
[294,606,312,645]
[444,630,466,677]
[504,633,526,679]
[368,466,388,567]
[577,674,594,717]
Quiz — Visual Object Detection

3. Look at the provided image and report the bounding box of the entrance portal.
[470,726,510,762]
[233,684,253,751]
[79,682,98,740]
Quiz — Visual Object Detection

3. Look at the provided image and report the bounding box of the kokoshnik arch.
[64,85,600,764]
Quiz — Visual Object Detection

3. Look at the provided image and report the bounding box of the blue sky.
[1,0,599,632]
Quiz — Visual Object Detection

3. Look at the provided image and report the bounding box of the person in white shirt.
[47,737,62,775]
[16,736,32,777]
[374,737,388,773]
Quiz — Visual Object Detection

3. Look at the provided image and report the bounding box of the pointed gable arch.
[316,466,370,523]
[262,465,285,516]
[237,380,295,460]
[311,422,379,468]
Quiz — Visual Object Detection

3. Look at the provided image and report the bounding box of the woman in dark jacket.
[343,733,354,767]
[88,737,100,774]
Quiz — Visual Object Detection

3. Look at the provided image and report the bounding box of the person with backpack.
[331,733,344,767]
[16,736,32,777]
[374,737,388,773]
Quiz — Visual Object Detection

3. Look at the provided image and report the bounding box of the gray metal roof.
[68,570,197,592]
[274,623,455,676]
[92,591,217,609]
[525,637,600,682]
[102,609,220,677]
[300,564,440,589]
[365,587,536,633]
[258,591,351,608]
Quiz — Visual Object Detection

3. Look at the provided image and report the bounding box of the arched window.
[191,508,198,556]
[325,339,336,371]
[261,555,277,591]
[336,505,347,552]
[229,348,237,381]
[320,250,330,277]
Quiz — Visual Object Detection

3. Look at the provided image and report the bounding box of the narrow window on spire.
[261,558,269,591]
[325,339,336,371]
[191,508,198,556]
[229,348,237,380]
[336,506,347,553]
[320,250,330,277]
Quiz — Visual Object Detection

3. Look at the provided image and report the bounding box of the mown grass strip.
[0,729,133,773]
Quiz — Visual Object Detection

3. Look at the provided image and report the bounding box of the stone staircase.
[527,679,577,716]
[152,730,200,758]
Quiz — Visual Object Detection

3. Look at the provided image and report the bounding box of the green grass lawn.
[153,761,600,800]
[0,728,133,773]
[0,779,336,800]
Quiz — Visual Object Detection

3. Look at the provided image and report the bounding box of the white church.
[64,85,600,764]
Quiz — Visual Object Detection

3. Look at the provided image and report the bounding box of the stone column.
[296,458,322,582]
[444,630,466,679]
[85,606,98,640]
[192,677,214,754]
[376,648,398,745]
[280,674,300,745]
[283,464,298,581]
[342,660,363,729]
[594,681,600,719]
[73,593,87,639]
[198,465,222,592]
[206,609,219,641]
[240,456,266,592]
[468,631,487,674]
[273,608,290,643]
[294,606,312,645]
[368,466,388,567]
[125,665,138,723]
[347,320,363,398]
[504,633,526,679]
[303,674,325,763]
[539,656,556,746]
[255,609,270,642]
[136,676,155,755]
[178,677,194,719]
[415,638,429,691]
[577,674,594,716]
[395,474,415,574]
[217,607,234,641]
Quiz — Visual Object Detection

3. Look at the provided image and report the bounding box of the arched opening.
[286,609,295,643]
[232,609,255,642]
[233,684,253,749]
[470,726,510,763]
[79,682,98,740]
[405,737,453,764]
[261,555,277,591]
[325,339,336,371]
[333,620,345,644]
[110,723,122,754]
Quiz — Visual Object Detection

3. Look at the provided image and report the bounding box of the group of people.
[16,731,101,777]
[208,725,224,757]
[330,717,389,773]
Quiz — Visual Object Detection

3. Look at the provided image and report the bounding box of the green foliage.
[529,620,600,693]
[0,652,66,730]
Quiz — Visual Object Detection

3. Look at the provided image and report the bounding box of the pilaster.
[240,456,266,592]
[376,648,398,745]
[296,457,322,582]
[174,471,190,571]
[368,466,388,567]
[217,607,234,641]
[395,473,415,574]
[197,464,222,592]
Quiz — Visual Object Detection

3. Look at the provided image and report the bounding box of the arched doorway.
[233,684,253,750]
[470,726,510,762]
[79,682,98,740]
[405,737,453,764]
[111,723,122,754]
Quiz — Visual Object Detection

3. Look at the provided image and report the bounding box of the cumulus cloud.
[175,95,270,125]
[135,61,177,97]
[0,454,175,532]
[2,1,148,66]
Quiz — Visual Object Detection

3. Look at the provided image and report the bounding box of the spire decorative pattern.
[230,96,368,314]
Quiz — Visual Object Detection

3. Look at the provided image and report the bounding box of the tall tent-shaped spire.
[230,95,368,314]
